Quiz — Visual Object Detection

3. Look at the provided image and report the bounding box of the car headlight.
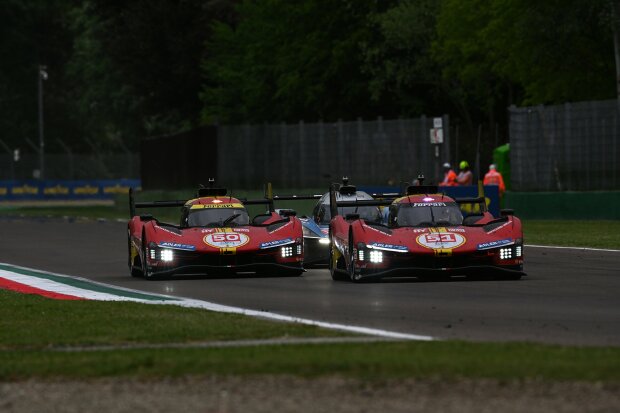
[281,246,293,257]
[499,247,513,260]
[369,250,383,263]
[318,238,330,245]
[160,249,174,262]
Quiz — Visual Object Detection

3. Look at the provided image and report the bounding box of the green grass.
[0,290,619,381]
[524,220,620,249]
[0,290,342,349]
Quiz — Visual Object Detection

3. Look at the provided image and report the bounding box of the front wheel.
[329,243,348,281]
[128,232,143,277]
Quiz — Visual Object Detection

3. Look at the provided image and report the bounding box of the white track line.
[0,263,434,342]
[526,244,620,253]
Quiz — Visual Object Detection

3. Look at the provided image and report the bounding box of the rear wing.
[328,184,393,218]
[129,187,275,218]
[455,196,488,214]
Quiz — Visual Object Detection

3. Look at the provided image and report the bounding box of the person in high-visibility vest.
[456,160,473,185]
[439,162,457,186]
[483,164,506,196]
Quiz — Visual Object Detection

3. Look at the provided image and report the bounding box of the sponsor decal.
[233,228,250,232]
[102,184,131,194]
[447,228,465,232]
[363,224,392,236]
[259,238,294,249]
[201,229,215,233]
[204,232,250,248]
[412,228,427,233]
[416,232,466,250]
[11,185,39,195]
[411,202,446,207]
[269,220,292,233]
[487,221,510,234]
[156,226,182,236]
[368,242,408,252]
[43,185,70,195]
[73,185,99,195]
[321,228,329,235]
[191,203,244,209]
[476,238,513,250]
[158,242,196,251]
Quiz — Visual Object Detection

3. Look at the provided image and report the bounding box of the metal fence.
[510,100,620,191]
[0,153,139,180]
[217,116,450,188]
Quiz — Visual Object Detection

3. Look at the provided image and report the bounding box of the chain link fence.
[217,116,450,188]
[510,100,620,191]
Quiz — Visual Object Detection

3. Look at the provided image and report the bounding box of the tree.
[201,0,386,123]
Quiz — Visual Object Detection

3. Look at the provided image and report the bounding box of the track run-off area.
[1,218,619,346]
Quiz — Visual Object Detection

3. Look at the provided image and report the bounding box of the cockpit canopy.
[388,202,463,227]
[181,203,250,227]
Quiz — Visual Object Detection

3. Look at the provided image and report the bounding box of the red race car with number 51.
[328,181,525,282]
[127,181,304,279]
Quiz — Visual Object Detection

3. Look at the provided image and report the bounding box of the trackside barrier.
[0,179,141,201]
[358,185,500,217]
[504,191,620,220]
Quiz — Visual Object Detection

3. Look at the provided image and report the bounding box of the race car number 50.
[204,232,250,248]
[416,232,465,250]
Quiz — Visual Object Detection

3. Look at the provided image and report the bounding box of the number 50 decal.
[416,232,465,250]
[204,232,250,248]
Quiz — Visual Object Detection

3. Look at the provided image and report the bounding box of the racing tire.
[128,233,143,277]
[347,232,364,283]
[141,229,159,280]
[329,241,348,282]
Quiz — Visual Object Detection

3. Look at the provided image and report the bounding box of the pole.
[38,65,47,179]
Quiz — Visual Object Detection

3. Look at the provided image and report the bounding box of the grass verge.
[0,290,619,381]
[524,220,620,249]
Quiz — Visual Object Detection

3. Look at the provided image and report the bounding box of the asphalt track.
[1,218,618,346]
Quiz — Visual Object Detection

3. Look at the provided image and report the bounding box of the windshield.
[391,202,463,227]
[318,205,383,225]
[187,207,249,227]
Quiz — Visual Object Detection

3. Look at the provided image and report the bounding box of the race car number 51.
[416,232,465,250]
[204,232,250,248]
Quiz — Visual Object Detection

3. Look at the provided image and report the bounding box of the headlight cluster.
[357,248,383,263]
[498,244,523,260]
[281,243,303,258]
[499,247,512,260]
[369,250,383,263]
[148,248,174,262]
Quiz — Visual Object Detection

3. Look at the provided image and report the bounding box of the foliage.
[0,0,618,154]
[201,0,386,123]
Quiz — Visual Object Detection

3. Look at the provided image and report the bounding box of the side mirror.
[500,209,514,217]
[278,208,297,217]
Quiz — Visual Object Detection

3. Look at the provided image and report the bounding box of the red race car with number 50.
[328,181,525,282]
[127,181,304,279]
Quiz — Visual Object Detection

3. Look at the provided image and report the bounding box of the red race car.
[127,181,304,279]
[329,182,525,282]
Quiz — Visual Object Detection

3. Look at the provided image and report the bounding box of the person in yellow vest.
[483,164,506,197]
[456,160,473,185]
